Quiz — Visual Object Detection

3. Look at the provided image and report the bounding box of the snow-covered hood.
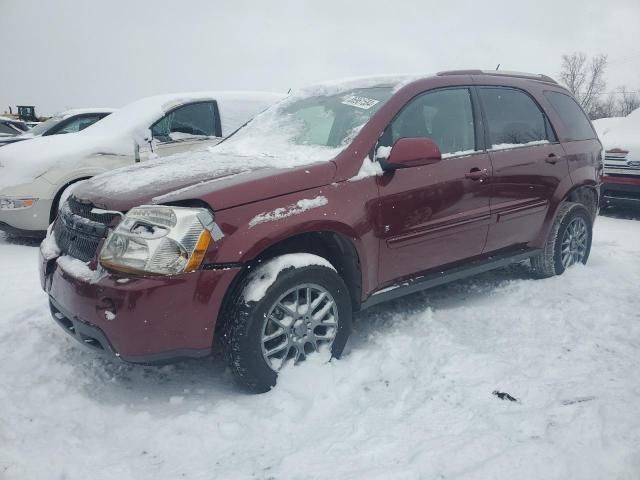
[0,131,128,190]
[594,108,640,159]
[72,148,337,212]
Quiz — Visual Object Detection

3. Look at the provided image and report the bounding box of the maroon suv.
[40,71,602,392]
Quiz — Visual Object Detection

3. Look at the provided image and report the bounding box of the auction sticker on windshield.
[341,95,380,110]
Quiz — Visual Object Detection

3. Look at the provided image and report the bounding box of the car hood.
[73,149,338,212]
[0,131,127,191]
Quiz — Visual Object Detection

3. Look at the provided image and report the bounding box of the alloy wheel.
[560,216,588,268]
[261,284,339,371]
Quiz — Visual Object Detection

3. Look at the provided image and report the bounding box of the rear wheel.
[531,202,592,278]
[221,256,352,393]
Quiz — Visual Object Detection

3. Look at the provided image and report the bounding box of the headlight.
[0,197,37,210]
[99,205,223,275]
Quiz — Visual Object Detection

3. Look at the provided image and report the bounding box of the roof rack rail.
[436,69,558,84]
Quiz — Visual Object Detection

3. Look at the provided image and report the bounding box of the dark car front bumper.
[40,248,242,364]
[601,176,640,207]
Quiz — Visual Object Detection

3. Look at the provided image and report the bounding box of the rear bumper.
[40,249,242,363]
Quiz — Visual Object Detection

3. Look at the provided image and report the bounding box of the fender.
[533,176,598,248]
[207,180,380,297]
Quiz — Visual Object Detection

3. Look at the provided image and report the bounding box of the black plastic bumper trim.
[362,247,539,310]
[0,221,46,238]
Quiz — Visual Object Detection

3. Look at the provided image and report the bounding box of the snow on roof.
[85,91,284,137]
[54,108,117,119]
[593,108,640,159]
[295,74,423,97]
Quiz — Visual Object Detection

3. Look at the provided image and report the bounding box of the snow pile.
[1,216,640,479]
[593,108,640,159]
[249,195,328,227]
[350,156,384,181]
[56,256,104,283]
[243,253,335,302]
[40,226,60,260]
[84,150,264,197]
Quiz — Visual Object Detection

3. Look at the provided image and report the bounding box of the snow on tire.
[531,201,593,278]
[221,254,352,393]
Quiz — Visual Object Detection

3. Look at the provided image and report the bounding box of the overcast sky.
[1,0,639,116]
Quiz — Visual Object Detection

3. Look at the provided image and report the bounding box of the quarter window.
[544,91,595,141]
[384,88,476,156]
[151,102,217,142]
[479,87,553,148]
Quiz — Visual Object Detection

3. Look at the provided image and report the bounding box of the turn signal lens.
[185,229,212,273]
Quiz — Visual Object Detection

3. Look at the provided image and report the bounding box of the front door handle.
[545,153,559,164]
[465,168,488,181]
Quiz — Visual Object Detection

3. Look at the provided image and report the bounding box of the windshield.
[27,115,65,136]
[217,86,393,165]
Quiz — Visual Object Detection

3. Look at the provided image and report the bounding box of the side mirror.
[381,137,442,170]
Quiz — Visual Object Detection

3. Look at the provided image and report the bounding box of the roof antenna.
[495,64,500,71]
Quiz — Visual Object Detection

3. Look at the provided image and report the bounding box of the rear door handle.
[545,153,559,165]
[465,168,488,181]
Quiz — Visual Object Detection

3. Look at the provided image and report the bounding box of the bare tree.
[559,52,608,116]
[589,93,617,120]
[617,86,640,116]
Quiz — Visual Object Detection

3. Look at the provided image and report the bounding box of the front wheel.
[531,202,593,278]
[221,255,352,393]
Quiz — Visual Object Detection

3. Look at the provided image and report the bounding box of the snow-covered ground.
[1,210,639,480]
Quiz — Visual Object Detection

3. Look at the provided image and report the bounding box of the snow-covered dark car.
[40,71,601,392]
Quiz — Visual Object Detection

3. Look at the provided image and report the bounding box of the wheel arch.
[216,228,365,340]
[533,180,598,248]
[49,176,93,222]
[566,184,599,219]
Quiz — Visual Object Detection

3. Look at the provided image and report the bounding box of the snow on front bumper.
[39,244,242,363]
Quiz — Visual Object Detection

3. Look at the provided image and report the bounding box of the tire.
[221,257,352,393]
[530,202,593,278]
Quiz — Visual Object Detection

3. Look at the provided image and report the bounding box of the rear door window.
[151,102,217,142]
[544,91,595,141]
[479,87,555,149]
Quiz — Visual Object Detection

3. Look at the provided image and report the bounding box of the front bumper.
[601,176,640,207]
[40,248,242,363]
[0,198,52,236]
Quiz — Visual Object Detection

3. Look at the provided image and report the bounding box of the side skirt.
[361,248,540,310]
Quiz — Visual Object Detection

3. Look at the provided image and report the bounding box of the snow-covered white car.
[593,108,640,207]
[0,108,115,147]
[0,91,284,237]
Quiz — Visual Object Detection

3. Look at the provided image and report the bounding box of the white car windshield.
[26,116,65,136]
